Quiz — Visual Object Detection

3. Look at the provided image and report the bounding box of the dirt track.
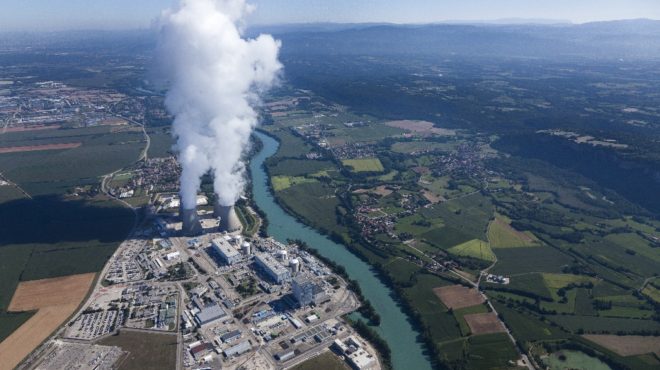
[0,273,96,370]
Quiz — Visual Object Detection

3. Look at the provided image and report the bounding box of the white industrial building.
[223,340,251,358]
[164,251,180,261]
[254,252,291,284]
[194,304,227,327]
[333,336,377,370]
[212,238,242,265]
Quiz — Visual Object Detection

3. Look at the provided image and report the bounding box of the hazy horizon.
[1,0,660,32]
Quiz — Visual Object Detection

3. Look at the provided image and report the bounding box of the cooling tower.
[214,202,242,232]
[181,206,203,236]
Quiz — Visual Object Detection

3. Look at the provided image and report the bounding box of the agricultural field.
[433,285,485,310]
[99,329,178,370]
[0,123,142,348]
[582,335,660,357]
[447,239,495,262]
[488,216,539,248]
[261,86,660,369]
[291,351,350,370]
[0,126,145,195]
[271,175,316,191]
[0,273,95,370]
[490,246,573,275]
[341,158,384,172]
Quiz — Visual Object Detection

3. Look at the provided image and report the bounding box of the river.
[250,131,432,370]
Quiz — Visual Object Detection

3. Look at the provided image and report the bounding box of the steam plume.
[158,0,281,209]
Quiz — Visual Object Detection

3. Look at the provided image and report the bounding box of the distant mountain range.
[249,19,660,60]
[2,19,659,61]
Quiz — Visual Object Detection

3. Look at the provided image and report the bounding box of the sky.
[1,0,659,31]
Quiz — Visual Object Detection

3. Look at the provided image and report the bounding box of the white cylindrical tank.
[278,249,288,260]
[289,258,300,274]
[241,241,252,255]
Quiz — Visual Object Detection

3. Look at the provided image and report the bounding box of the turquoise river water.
[250,131,432,370]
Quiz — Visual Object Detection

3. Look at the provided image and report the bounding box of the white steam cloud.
[158,0,281,209]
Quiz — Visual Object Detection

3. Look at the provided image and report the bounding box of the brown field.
[583,334,660,356]
[422,190,443,204]
[0,142,81,154]
[464,312,506,335]
[0,273,95,370]
[353,185,393,197]
[384,120,456,136]
[1,124,60,134]
[433,285,485,310]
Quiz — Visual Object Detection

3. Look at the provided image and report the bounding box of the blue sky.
[1,0,659,31]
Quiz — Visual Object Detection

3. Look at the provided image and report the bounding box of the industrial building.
[254,252,291,284]
[194,304,227,327]
[212,238,242,265]
[333,336,377,370]
[220,329,242,344]
[223,340,251,358]
[292,276,327,307]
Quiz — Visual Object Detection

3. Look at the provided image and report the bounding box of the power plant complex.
[181,198,242,236]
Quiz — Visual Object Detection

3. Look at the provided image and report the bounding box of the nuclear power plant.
[214,201,242,232]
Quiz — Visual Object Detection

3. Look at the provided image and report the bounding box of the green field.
[270,159,336,177]
[488,217,539,248]
[276,181,346,236]
[544,350,612,370]
[448,239,495,262]
[547,314,660,334]
[271,175,316,191]
[0,126,144,195]
[342,158,384,172]
[465,333,519,370]
[642,284,660,304]
[491,246,573,275]
[99,330,178,370]
[291,351,349,370]
[146,127,173,158]
[492,301,569,342]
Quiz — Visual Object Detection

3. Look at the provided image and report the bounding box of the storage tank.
[278,249,288,261]
[289,258,300,274]
[241,241,252,255]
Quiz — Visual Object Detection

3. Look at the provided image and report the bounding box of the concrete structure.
[214,203,242,232]
[333,336,377,370]
[194,304,227,327]
[181,206,203,236]
[292,276,326,307]
[212,238,242,265]
[241,241,252,255]
[223,340,251,358]
[254,252,291,284]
